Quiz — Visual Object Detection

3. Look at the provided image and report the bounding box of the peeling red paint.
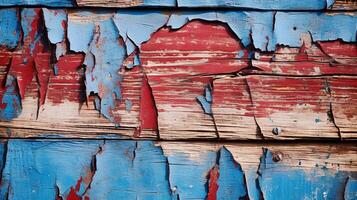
[66,177,83,200]
[207,165,219,200]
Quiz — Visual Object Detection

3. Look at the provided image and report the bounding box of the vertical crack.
[244,78,264,139]
[324,78,342,140]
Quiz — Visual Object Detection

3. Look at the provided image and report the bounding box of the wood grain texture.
[0,9,356,140]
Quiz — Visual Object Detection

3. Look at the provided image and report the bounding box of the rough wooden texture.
[0,9,356,140]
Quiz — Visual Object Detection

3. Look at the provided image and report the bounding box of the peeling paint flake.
[43,9,67,44]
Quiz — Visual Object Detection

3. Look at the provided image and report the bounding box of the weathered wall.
[0,0,356,199]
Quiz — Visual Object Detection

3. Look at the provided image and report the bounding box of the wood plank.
[0,0,351,10]
[0,10,356,140]
[0,139,356,199]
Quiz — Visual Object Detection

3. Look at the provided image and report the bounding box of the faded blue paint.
[125,99,132,112]
[68,12,95,53]
[217,147,248,199]
[114,10,169,55]
[142,0,176,7]
[258,149,357,200]
[86,18,126,122]
[0,76,22,121]
[0,8,21,49]
[21,8,42,52]
[197,84,212,114]
[43,9,67,44]
[177,0,329,10]
[85,141,174,199]
[274,12,357,47]
[345,177,357,200]
[0,140,103,199]
[0,0,74,7]
[166,149,217,199]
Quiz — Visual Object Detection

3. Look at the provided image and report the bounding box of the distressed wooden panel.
[0,139,356,200]
[0,0,350,9]
[0,9,356,140]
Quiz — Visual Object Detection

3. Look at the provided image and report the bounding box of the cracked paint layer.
[0,140,356,199]
[0,9,356,139]
[0,139,103,199]
[84,141,174,199]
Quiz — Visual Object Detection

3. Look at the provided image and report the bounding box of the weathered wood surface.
[0,9,356,140]
[0,139,356,200]
[0,0,353,10]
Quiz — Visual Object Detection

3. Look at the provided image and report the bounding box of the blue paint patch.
[142,0,176,7]
[345,177,357,200]
[85,141,174,199]
[258,149,357,200]
[166,148,217,199]
[0,0,74,7]
[326,0,336,8]
[43,8,67,44]
[237,50,245,58]
[197,84,213,114]
[125,99,132,112]
[274,12,357,47]
[68,12,95,53]
[0,8,21,49]
[0,76,22,121]
[86,18,126,122]
[217,147,248,199]
[113,10,169,55]
[0,139,103,199]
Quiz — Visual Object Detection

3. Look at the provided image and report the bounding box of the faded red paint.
[34,53,51,105]
[207,165,219,200]
[46,54,85,104]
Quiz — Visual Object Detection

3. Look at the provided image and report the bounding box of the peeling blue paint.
[217,147,248,199]
[113,10,169,55]
[197,84,212,114]
[0,140,103,199]
[258,149,357,200]
[166,149,217,199]
[85,141,174,199]
[68,12,95,53]
[274,12,357,47]
[43,9,67,44]
[0,8,21,49]
[168,11,275,51]
[0,76,22,121]
[86,18,126,122]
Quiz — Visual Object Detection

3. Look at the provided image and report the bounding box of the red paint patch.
[207,165,219,200]
[139,74,158,131]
